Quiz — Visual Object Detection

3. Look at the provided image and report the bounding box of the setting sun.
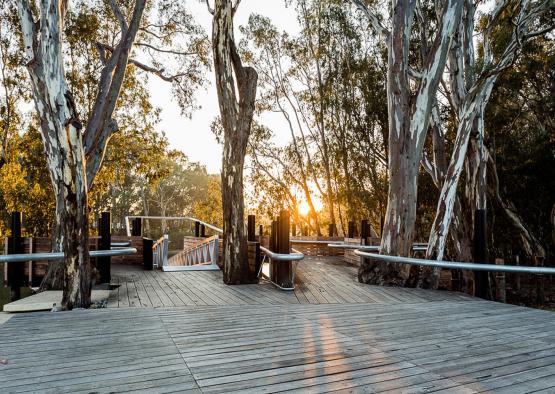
[298,197,323,216]
[298,201,310,216]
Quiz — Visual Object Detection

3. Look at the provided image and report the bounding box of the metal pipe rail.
[290,240,344,245]
[259,246,305,291]
[0,248,137,264]
[125,216,223,236]
[328,243,427,252]
[353,250,555,275]
[259,246,305,261]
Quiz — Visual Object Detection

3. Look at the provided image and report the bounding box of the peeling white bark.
[18,0,91,309]
[423,0,552,288]
[356,0,464,286]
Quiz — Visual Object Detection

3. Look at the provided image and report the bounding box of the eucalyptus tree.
[352,0,464,285]
[206,0,259,284]
[17,0,209,308]
[0,0,27,169]
[420,0,554,288]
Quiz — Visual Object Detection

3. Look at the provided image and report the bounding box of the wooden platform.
[107,256,473,307]
[1,300,555,393]
[1,257,554,393]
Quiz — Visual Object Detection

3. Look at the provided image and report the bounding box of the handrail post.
[162,234,169,266]
[247,215,255,242]
[200,224,206,238]
[143,238,153,270]
[348,221,355,238]
[194,221,200,237]
[98,211,111,283]
[276,210,292,288]
[360,219,369,245]
[8,212,24,301]
[131,218,142,236]
[474,209,488,299]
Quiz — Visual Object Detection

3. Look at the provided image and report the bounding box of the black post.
[348,221,355,238]
[270,219,278,282]
[291,223,296,237]
[200,224,206,238]
[259,224,263,237]
[131,218,142,236]
[474,209,488,299]
[8,212,24,301]
[328,223,336,237]
[270,220,278,252]
[194,221,200,237]
[302,225,308,236]
[277,210,292,288]
[98,211,111,284]
[143,238,153,270]
[247,215,256,242]
[361,219,369,245]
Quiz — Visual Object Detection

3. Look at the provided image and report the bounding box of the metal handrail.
[111,241,131,247]
[290,240,344,245]
[0,247,137,263]
[125,215,223,236]
[328,243,427,251]
[259,246,304,261]
[353,250,555,275]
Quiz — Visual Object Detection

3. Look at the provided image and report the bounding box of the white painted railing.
[152,235,169,269]
[163,235,219,272]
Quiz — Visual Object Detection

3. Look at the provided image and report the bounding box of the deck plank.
[2,258,554,393]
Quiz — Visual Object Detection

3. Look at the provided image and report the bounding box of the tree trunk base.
[358,258,409,286]
[39,261,65,290]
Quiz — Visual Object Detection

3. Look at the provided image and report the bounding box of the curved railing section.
[0,247,137,263]
[259,246,304,291]
[353,250,555,275]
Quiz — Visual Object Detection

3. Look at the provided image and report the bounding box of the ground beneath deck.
[107,256,472,307]
[1,257,555,393]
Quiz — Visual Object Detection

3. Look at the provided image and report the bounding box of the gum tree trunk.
[354,0,463,285]
[18,0,91,308]
[424,0,552,288]
[209,0,258,284]
[18,0,146,306]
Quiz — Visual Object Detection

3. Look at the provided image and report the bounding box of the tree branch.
[134,42,199,56]
[350,0,390,40]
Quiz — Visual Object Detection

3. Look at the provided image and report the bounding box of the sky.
[147,1,301,174]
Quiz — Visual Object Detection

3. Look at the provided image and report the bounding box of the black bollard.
[143,238,153,270]
[360,219,369,245]
[131,218,142,236]
[248,215,256,242]
[8,212,24,301]
[348,221,355,238]
[98,212,111,283]
[474,209,488,299]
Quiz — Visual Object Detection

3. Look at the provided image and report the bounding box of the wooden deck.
[1,257,555,393]
[107,256,473,307]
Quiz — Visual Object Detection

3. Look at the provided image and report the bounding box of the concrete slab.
[0,312,13,325]
[2,289,110,313]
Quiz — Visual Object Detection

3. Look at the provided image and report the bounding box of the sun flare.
[298,201,310,216]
